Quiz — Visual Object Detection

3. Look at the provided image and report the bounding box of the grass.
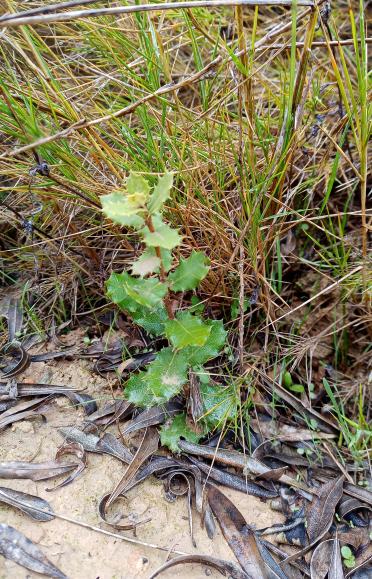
[0,0,371,465]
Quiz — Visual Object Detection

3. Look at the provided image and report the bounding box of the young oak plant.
[101,172,227,447]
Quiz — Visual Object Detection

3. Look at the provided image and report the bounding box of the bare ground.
[0,355,282,579]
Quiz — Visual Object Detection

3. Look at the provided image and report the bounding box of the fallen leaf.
[0,487,54,521]
[310,539,333,579]
[98,493,150,531]
[208,485,288,578]
[329,538,344,579]
[121,400,182,436]
[338,497,371,527]
[84,400,132,429]
[105,427,159,508]
[0,396,50,431]
[187,455,278,499]
[342,482,372,507]
[0,524,67,578]
[286,476,344,565]
[179,440,313,495]
[0,460,79,481]
[251,420,335,442]
[58,427,133,463]
[7,298,23,342]
[307,477,345,544]
[46,442,86,491]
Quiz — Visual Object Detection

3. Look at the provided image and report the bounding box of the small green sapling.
[101,172,227,445]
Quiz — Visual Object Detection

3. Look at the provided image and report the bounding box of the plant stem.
[146,214,174,319]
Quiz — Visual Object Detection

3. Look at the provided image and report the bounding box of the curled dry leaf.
[148,554,249,579]
[94,349,155,374]
[0,524,67,578]
[98,493,150,531]
[5,383,83,397]
[0,343,31,378]
[46,442,87,491]
[342,483,372,507]
[0,487,55,522]
[163,470,196,547]
[338,497,371,527]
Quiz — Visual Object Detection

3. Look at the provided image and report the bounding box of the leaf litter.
[0,342,371,578]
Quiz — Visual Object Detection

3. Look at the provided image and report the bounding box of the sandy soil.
[0,354,282,579]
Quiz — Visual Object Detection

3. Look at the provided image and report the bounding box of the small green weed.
[101,171,227,447]
[341,546,355,569]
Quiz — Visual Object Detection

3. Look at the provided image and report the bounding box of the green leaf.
[124,373,154,407]
[200,382,239,429]
[126,173,151,197]
[189,296,205,314]
[343,558,355,569]
[101,192,145,227]
[106,272,167,311]
[289,384,305,393]
[230,296,249,320]
[341,546,353,559]
[165,312,211,349]
[169,251,210,292]
[131,249,161,277]
[148,172,173,214]
[283,371,293,388]
[186,319,227,365]
[160,413,202,452]
[130,305,168,336]
[131,247,172,277]
[125,348,188,407]
[142,215,181,250]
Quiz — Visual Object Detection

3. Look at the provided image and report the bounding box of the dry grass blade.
[0,0,314,29]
